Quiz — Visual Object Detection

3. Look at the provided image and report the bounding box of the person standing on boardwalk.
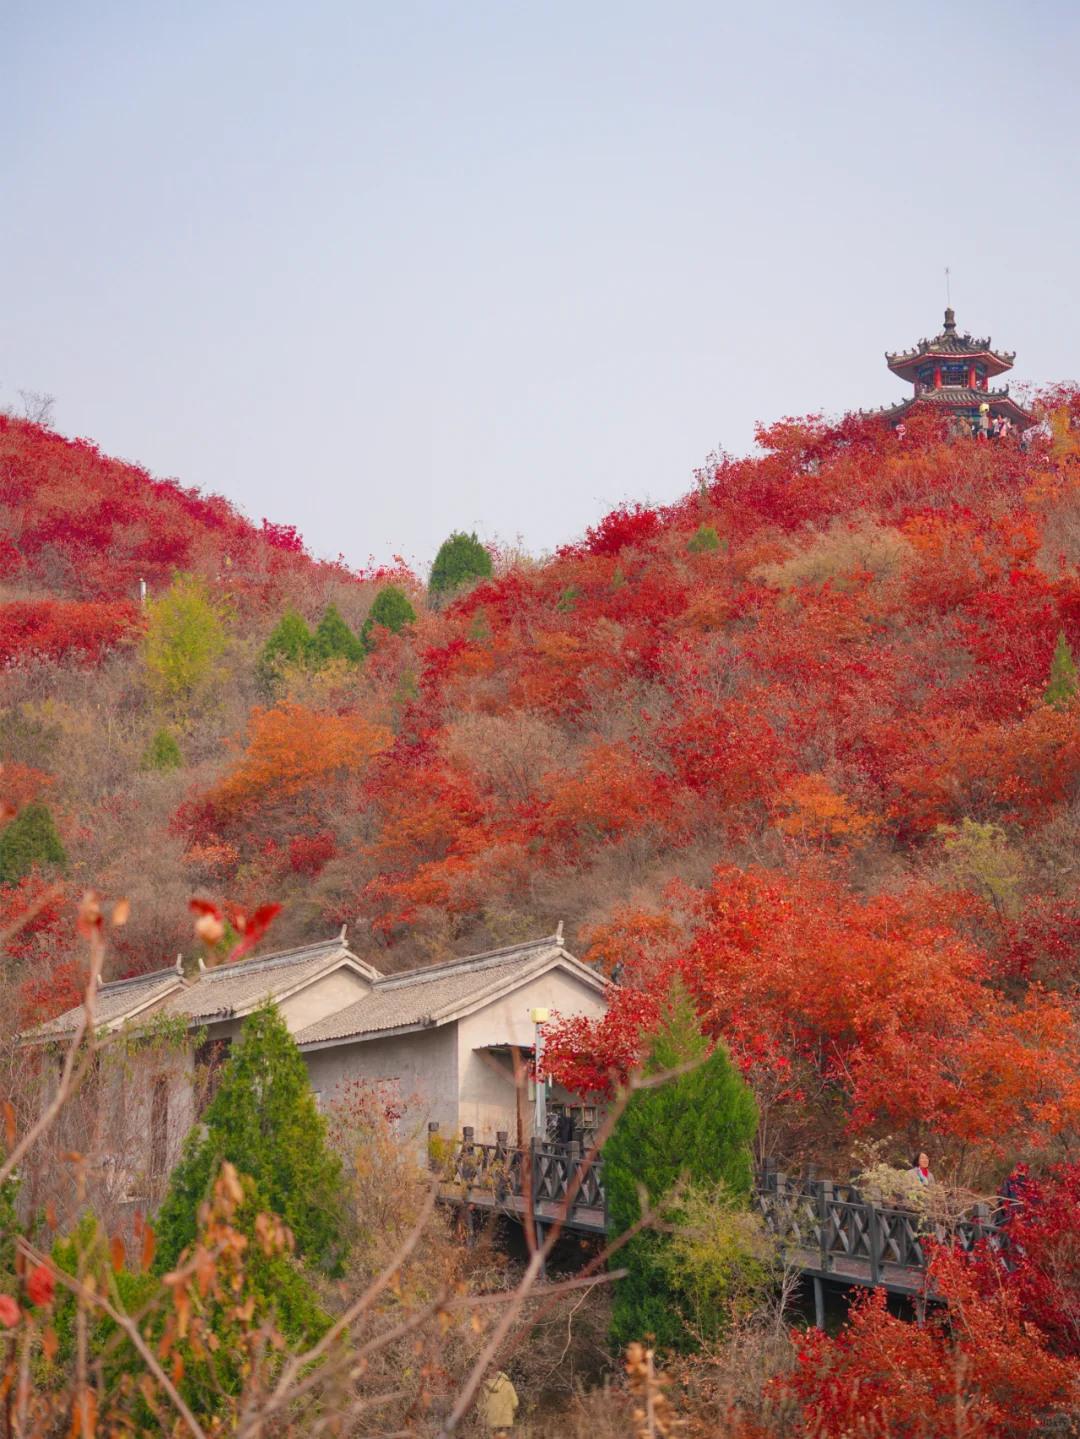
[906,1151,934,1186]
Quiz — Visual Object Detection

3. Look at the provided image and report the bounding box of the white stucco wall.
[456,965,607,1141]
[276,968,372,1032]
[301,1023,459,1139]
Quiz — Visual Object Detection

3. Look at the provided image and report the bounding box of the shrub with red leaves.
[26,1265,54,1308]
[783,1248,1080,1437]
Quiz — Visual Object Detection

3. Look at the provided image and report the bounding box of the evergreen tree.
[142,727,182,771]
[686,523,721,554]
[155,1002,348,1276]
[1045,631,1079,710]
[429,531,492,595]
[0,802,67,886]
[310,603,364,665]
[360,584,417,652]
[256,609,313,692]
[603,979,758,1351]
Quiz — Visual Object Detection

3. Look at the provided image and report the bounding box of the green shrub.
[155,1001,348,1278]
[141,573,227,707]
[686,523,721,554]
[310,603,364,665]
[604,979,758,1352]
[0,802,66,886]
[1045,631,1079,709]
[658,1182,776,1339]
[360,585,417,652]
[429,531,492,595]
[142,727,182,771]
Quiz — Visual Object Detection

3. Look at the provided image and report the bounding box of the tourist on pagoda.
[978,403,991,440]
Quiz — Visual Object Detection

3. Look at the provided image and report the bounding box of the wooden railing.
[438,1142,1018,1285]
[436,1126,606,1234]
[754,1164,1015,1292]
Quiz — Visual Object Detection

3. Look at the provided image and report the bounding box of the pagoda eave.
[885,351,1015,384]
[885,390,1032,427]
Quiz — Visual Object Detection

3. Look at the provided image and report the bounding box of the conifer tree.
[429,531,492,595]
[310,603,364,665]
[686,523,721,554]
[1044,631,1079,710]
[256,609,313,692]
[142,727,182,771]
[155,1002,348,1277]
[360,584,417,653]
[603,979,758,1351]
[0,802,67,886]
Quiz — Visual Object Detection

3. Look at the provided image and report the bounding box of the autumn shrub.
[604,980,758,1352]
[782,1248,1080,1437]
[429,530,492,595]
[155,1001,348,1277]
[0,802,66,886]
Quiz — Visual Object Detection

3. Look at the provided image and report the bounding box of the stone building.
[29,932,609,1186]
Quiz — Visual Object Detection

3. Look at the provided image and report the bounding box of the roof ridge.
[375,937,560,989]
[198,939,351,981]
[98,967,183,995]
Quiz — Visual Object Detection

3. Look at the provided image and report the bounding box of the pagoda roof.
[880,387,1032,427]
[886,309,1016,382]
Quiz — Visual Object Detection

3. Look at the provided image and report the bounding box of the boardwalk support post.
[868,1190,881,1288]
[818,1181,831,1275]
[813,1275,825,1331]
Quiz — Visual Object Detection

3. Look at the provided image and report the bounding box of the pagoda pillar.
[934,364,942,389]
[968,363,976,388]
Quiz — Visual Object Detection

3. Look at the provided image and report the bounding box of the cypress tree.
[310,603,364,665]
[603,979,758,1351]
[1044,631,1079,710]
[429,531,492,595]
[155,1002,348,1277]
[686,523,721,554]
[256,609,313,692]
[360,584,417,653]
[0,802,67,886]
[142,728,182,771]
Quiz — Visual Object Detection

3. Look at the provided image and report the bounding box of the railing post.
[568,1139,581,1205]
[462,1125,474,1150]
[973,1201,989,1249]
[427,1121,440,1173]
[819,1180,832,1275]
[529,1135,539,1206]
[495,1130,508,1160]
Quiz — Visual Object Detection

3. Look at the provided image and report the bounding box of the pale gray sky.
[2,1,1076,571]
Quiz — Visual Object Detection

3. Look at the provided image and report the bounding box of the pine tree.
[429,531,492,596]
[360,584,417,653]
[155,1002,348,1277]
[1044,631,1079,710]
[256,609,314,692]
[603,979,758,1351]
[686,523,721,554]
[310,603,364,665]
[142,728,182,771]
[0,802,67,886]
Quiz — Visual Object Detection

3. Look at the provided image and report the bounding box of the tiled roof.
[295,936,601,1047]
[886,310,1016,377]
[25,936,378,1041]
[29,969,185,1039]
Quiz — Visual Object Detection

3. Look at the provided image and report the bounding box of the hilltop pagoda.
[884,308,1031,427]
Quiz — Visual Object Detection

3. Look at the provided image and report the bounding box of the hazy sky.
[3,1,1077,573]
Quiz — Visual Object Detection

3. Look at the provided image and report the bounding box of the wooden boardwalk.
[441,1140,1014,1311]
